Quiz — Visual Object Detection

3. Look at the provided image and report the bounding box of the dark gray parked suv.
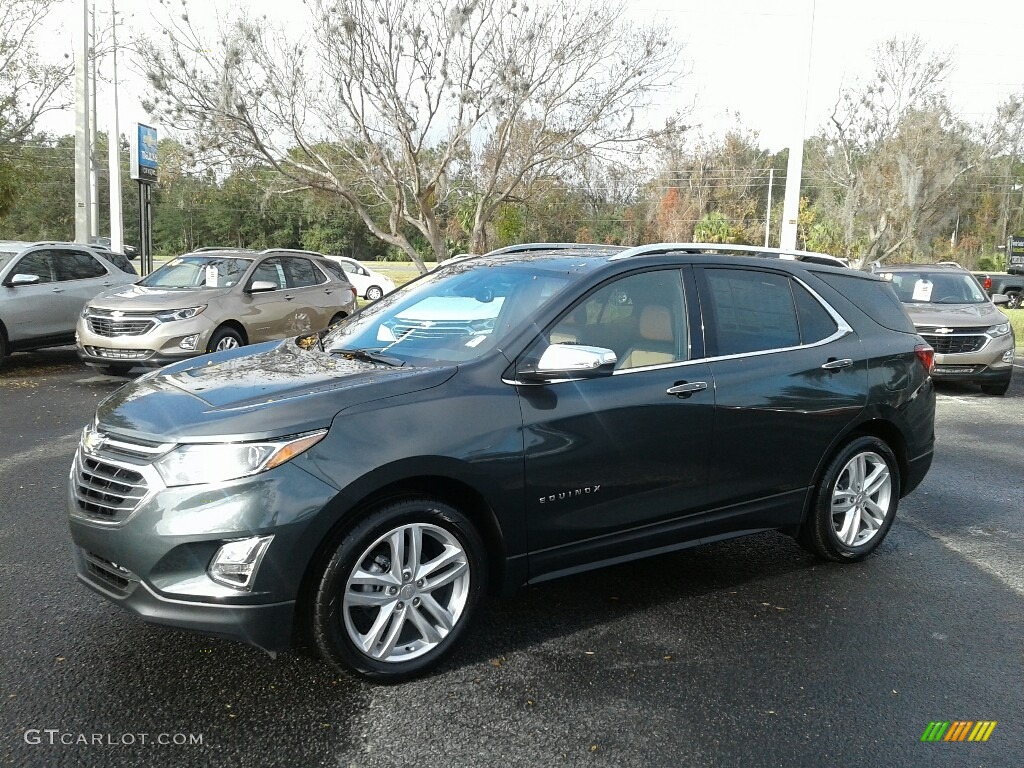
[68,243,936,680]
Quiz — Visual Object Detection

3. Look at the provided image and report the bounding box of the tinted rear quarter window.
[813,271,915,333]
[793,281,838,343]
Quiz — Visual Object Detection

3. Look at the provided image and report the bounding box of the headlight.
[155,305,207,322]
[81,305,91,319]
[154,430,327,487]
[987,322,1011,337]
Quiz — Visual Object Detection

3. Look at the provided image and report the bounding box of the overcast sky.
[41,0,1024,151]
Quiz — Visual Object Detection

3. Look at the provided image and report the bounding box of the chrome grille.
[920,334,986,355]
[87,315,156,337]
[73,453,149,522]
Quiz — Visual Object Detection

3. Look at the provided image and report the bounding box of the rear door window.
[283,257,326,288]
[54,249,108,281]
[699,268,800,355]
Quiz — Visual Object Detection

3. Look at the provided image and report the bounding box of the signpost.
[130,123,158,274]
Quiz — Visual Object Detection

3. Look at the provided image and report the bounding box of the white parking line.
[903,514,1024,599]
[0,431,80,476]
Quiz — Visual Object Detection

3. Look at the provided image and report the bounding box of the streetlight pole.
[779,0,816,252]
[74,0,92,242]
[89,1,99,240]
[107,0,124,252]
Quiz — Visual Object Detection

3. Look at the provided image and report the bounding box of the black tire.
[365,285,384,302]
[0,328,7,369]
[206,326,244,354]
[328,313,346,328]
[980,379,1011,396]
[311,498,486,681]
[1007,291,1022,310]
[98,364,133,377]
[798,436,901,562]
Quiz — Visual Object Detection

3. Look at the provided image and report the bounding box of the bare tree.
[813,36,969,263]
[141,0,684,272]
[0,0,73,145]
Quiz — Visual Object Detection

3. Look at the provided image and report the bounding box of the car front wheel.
[798,436,901,562]
[311,499,486,681]
[365,285,384,302]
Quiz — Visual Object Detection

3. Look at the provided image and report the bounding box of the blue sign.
[130,123,158,184]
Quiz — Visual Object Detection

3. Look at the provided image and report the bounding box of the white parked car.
[323,256,396,301]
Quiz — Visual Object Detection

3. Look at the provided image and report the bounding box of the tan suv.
[76,249,357,374]
[879,263,1014,395]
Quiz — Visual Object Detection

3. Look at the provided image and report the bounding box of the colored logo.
[921,721,997,742]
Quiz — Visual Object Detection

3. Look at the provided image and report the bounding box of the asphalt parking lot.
[1,349,1022,767]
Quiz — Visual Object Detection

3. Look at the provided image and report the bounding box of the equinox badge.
[539,485,601,504]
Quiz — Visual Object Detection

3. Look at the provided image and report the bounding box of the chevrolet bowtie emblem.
[934,327,953,333]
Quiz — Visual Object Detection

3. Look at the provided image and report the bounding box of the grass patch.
[999,307,1024,350]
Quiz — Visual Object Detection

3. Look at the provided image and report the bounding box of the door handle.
[821,358,854,370]
[666,381,708,398]
[51,287,63,293]
[283,295,295,301]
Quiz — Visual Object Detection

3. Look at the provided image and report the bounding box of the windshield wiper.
[332,348,405,367]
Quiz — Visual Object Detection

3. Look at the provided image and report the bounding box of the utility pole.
[764,168,775,248]
[107,0,123,252]
[89,1,99,240]
[779,0,816,252]
[74,0,92,242]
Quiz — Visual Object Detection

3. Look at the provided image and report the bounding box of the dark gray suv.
[68,243,936,680]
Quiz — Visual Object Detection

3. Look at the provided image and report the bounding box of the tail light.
[351,287,358,304]
[915,343,934,374]
[983,275,992,291]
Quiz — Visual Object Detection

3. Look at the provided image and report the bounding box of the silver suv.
[0,241,138,367]
[76,249,358,374]
[878,263,1014,395]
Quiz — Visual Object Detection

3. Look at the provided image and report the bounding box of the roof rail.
[484,243,627,257]
[608,242,844,264]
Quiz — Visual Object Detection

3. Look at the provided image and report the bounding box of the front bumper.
[75,314,218,369]
[926,332,1014,384]
[68,450,340,653]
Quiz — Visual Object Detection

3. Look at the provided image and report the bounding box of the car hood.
[87,283,234,311]
[902,302,1005,328]
[95,339,457,442]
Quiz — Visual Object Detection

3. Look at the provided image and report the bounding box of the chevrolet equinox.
[68,243,936,681]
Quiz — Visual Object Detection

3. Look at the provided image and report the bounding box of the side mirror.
[8,273,41,286]
[247,280,277,294]
[991,293,1010,306]
[518,344,617,383]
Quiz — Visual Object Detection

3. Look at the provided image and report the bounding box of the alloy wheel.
[831,451,892,547]
[342,523,470,663]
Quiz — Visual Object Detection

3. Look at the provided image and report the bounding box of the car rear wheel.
[328,313,346,328]
[207,326,244,353]
[365,285,384,301]
[798,436,900,562]
[0,329,7,368]
[311,498,485,681]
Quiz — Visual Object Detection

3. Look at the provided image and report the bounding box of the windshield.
[138,256,253,289]
[324,262,572,364]
[888,271,988,305]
